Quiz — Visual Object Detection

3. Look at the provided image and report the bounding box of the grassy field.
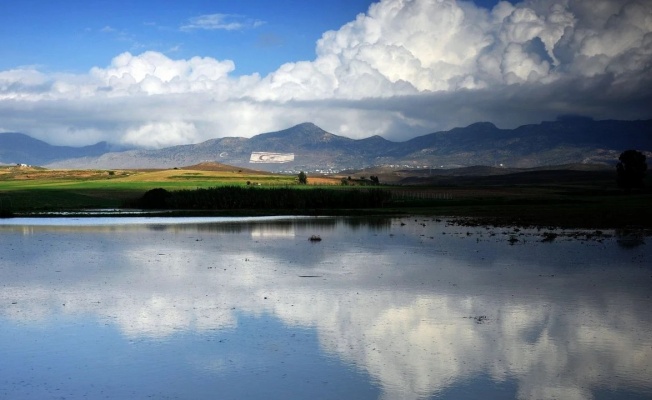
[1,164,650,229]
[0,166,300,189]
[0,164,341,211]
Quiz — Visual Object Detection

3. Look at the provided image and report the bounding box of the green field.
[0,166,303,211]
[1,165,650,229]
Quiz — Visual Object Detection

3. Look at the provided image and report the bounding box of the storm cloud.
[1,0,651,147]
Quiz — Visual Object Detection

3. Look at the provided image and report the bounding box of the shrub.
[137,188,171,209]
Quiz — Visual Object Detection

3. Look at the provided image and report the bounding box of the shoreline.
[4,207,652,233]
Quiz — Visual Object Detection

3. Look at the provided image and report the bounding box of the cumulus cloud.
[90,51,238,96]
[0,0,651,146]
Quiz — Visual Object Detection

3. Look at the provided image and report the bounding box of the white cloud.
[122,121,199,148]
[0,68,51,100]
[0,0,651,147]
[181,13,265,31]
[90,51,238,95]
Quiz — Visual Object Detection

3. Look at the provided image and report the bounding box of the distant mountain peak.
[465,122,498,130]
[256,122,333,142]
[0,132,113,165]
[293,122,320,129]
[359,134,390,143]
[7,118,651,172]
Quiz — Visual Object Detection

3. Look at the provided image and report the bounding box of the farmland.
[0,163,341,211]
[0,163,650,229]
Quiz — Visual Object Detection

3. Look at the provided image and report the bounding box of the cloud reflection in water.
[0,217,650,399]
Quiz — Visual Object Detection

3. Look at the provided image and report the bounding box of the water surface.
[0,217,650,399]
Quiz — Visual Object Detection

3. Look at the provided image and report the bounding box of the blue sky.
[1,0,504,75]
[0,0,650,147]
[1,0,368,75]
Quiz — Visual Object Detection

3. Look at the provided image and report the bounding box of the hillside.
[0,132,115,165]
[2,118,650,172]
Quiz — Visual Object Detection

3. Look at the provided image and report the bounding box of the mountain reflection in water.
[0,217,650,400]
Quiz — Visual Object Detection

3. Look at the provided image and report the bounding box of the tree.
[298,171,308,185]
[139,188,171,209]
[616,150,647,190]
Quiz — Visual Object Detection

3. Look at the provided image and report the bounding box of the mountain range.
[1,118,651,172]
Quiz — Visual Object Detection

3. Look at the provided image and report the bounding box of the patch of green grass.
[0,171,308,211]
[0,190,126,211]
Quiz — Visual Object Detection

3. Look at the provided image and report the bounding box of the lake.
[0,216,650,399]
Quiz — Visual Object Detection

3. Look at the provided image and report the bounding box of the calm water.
[0,216,650,400]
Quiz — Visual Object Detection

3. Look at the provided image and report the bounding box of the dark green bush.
[137,188,172,209]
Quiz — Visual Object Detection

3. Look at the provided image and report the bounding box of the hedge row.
[133,186,392,210]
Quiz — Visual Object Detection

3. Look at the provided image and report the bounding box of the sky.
[0,0,651,148]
